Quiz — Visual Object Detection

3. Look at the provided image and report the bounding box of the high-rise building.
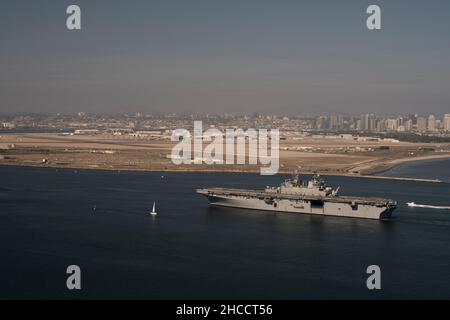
[361,114,368,131]
[316,116,327,131]
[404,119,413,132]
[360,114,375,131]
[387,118,398,131]
[329,115,339,130]
[369,118,375,132]
[417,117,427,132]
[428,114,436,132]
[337,115,344,129]
[376,119,387,132]
[444,114,450,132]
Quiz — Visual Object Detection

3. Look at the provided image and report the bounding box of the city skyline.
[2,111,450,135]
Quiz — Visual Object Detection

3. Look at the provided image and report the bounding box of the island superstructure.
[197,174,397,220]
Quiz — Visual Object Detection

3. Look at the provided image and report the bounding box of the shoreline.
[1,153,450,183]
[352,153,450,176]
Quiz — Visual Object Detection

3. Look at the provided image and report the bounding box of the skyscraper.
[356,119,362,131]
[329,115,338,130]
[428,114,436,132]
[360,114,375,132]
[417,117,427,132]
[404,119,413,132]
[444,114,450,132]
[387,118,398,131]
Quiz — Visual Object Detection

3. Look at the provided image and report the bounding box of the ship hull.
[200,192,395,220]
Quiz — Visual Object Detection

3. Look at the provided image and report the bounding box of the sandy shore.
[348,153,450,175]
[1,132,450,178]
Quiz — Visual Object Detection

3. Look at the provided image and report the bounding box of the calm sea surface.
[1,160,450,299]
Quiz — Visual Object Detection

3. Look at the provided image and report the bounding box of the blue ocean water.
[0,161,450,299]
[377,157,450,182]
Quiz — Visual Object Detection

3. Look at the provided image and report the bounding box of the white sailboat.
[150,201,157,215]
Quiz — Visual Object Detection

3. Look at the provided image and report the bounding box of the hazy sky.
[1,0,450,115]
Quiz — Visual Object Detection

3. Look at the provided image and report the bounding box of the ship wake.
[406,202,450,210]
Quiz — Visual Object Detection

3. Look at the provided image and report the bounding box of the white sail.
[151,201,157,215]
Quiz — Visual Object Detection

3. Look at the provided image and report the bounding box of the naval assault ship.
[197,174,397,220]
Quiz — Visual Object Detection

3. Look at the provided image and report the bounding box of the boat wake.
[406,202,450,210]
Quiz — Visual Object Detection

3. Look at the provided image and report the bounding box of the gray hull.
[198,190,396,220]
